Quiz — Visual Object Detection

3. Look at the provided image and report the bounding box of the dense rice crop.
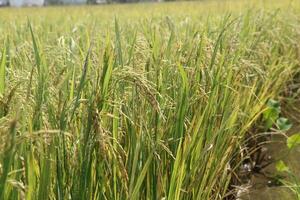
[0,1,300,199]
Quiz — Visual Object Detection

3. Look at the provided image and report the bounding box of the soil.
[240,101,300,200]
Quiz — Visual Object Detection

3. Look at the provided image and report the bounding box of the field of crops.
[0,0,300,199]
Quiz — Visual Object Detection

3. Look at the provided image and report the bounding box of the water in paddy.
[240,103,300,200]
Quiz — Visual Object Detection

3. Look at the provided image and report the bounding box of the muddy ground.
[241,100,300,200]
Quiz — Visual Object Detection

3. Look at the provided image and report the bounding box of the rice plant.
[0,1,300,199]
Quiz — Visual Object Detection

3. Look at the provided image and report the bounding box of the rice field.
[0,1,300,199]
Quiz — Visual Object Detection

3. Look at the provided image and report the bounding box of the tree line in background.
[0,0,168,7]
